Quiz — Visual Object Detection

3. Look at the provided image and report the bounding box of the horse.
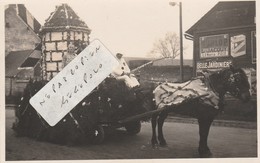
[150,66,251,158]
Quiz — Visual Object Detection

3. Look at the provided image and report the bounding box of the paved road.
[5,109,257,160]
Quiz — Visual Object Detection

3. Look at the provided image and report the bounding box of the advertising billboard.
[200,34,229,58]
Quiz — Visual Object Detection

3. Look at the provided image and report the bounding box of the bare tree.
[150,32,182,58]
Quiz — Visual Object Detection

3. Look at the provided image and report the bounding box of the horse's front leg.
[158,111,168,146]
[151,114,158,146]
[198,117,213,158]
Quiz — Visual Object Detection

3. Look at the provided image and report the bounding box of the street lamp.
[169,1,184,82]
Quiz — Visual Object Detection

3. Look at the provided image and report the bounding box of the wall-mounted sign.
[251,31,256,64]
[196,59,232,71]
[200,34,229,58]
[231,34,246,58]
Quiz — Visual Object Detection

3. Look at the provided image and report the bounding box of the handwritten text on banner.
[30,39,119,126]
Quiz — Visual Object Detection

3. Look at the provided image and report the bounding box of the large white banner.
[30,39,119,126]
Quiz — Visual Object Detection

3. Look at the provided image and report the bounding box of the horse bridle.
[206,70,242,111]
[225,72,242,98]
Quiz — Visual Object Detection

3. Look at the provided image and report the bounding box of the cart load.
[12,78,154,145]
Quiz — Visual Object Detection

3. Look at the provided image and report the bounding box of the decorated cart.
[12,77,154,145]
[12,73,210,145]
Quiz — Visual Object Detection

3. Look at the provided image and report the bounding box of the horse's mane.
[202,67,247,82]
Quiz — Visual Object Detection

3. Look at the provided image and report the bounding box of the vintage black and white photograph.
[2,0,259,162]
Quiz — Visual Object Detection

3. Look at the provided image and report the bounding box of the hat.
[116,53,123,58]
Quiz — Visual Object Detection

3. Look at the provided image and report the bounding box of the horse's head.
[220,66,251,102]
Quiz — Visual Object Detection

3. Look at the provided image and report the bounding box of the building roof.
[5,48,41,77]
[16,4,42,34]
[124,57,154,63]
[186,1,255,35]
[42,4,91,33]
[28,44,42,58]
[152,58,193,67]
[5,50,33,77]
[20,58,39,68]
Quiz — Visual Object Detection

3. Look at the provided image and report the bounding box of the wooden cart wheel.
[91,125,105,144]
[125,121,141,135]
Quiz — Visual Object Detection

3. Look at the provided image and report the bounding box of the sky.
[13,0,220,59]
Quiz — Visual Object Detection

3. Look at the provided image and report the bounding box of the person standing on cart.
[62,43,77,68]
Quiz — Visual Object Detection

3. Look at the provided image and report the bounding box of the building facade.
[5,4,41,56]
[186,1,256,94]
[5,4,42,99]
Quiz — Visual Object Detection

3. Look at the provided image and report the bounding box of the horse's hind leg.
[151,114,158,146]
[158,111,168,146]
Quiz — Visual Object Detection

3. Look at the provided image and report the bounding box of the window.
[5,22,10,28]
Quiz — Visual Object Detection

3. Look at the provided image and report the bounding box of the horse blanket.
[153,78,219,110]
